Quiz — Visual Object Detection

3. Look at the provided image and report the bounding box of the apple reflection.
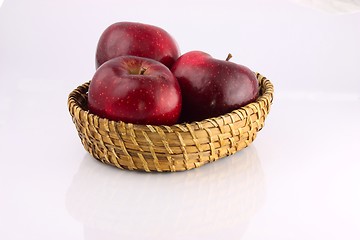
[66,146,265,239]
[290,0,360,13]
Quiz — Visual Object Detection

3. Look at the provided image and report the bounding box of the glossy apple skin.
[171,51,259,122]
[88,56,182,125]
[96,22,180,69]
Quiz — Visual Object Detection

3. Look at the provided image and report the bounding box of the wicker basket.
[68,73,274,172]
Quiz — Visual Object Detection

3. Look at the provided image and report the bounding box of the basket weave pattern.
[68,73,274,172]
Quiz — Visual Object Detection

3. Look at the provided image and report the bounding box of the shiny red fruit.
[88,56,182,125]
[171,51,259,122]
[96,22,180,69]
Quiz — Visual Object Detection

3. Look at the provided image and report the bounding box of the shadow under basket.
[68,73,274,172]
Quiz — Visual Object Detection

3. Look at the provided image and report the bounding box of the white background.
[1,0,360,239]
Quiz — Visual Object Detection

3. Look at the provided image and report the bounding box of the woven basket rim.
[68,72,274,130]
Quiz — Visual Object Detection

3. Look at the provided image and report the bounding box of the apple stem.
[226,53,233,61]
[140,67,147,75]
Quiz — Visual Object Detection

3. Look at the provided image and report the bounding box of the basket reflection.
[66,146,265,239]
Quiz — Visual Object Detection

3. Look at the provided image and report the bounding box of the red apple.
[88,56,182,125]
[96,22,180,69]
[171,51,259,122]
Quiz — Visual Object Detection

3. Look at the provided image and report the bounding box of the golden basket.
[68,73,274,172]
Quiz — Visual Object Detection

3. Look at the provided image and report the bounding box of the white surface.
[1,0,360,239]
